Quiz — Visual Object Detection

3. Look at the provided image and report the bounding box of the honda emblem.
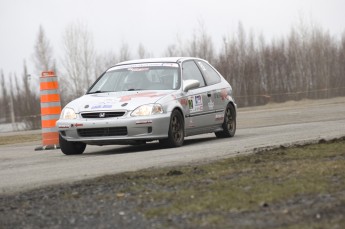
[99,112,106,118]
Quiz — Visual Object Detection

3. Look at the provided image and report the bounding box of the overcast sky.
[1,0,344,77]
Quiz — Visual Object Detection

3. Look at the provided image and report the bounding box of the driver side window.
[182,61,205,87]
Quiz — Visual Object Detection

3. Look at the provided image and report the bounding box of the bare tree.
[8,73,16,130]
[164,34,187,57]
[61,22,95,99]
[31,25,56,95]
[0,70,9,122]
[33,25,55,73]
[118,43,131,62]
[188,33,198,57]
[164,44,178,57]
[137,43,150,59]
[337,32,345,97]
[21,61,40,129]
[186,20,215,63]
[26,19,345,109]
[94,51,118,78]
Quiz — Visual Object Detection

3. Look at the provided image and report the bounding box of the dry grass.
[0,134,41,145]
[96,139,345,228]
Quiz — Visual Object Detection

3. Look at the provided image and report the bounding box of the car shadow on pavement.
[81,136,218,156]
[183,136,219,146]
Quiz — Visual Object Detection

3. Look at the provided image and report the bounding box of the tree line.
[1,21,344,130]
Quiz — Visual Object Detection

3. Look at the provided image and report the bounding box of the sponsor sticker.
[179,98,188,106]
[108,63,179,71]
[58,125,70,129]
[120,92,167,102]
[136,120,153,124]
[220,89,228,100]
[215,89,229,101]
[91,104,113,109]
[215,114,224,121]
[188,95,203,112]
[188,117,195,127]
[208,100,214,110]
[128,67,149,72]
[198,61,207,71]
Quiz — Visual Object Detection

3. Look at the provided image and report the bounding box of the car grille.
[81,112,125,118]
[77,127,128,137]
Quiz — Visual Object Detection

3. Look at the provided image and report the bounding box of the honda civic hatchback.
[56,57,236,155]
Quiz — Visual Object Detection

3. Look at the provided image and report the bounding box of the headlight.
[60,107,77,119]
[131,104,163,116]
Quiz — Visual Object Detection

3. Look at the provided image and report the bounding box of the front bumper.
[56,112,171,145]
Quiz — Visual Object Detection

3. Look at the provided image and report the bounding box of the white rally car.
[57,57,236,155]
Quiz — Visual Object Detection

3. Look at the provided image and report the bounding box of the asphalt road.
[0,97,344,194]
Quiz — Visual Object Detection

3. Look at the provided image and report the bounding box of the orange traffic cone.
[35,71,61,150]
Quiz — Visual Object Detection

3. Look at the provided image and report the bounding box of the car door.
[181,60,215,135]
[195,60,225,125]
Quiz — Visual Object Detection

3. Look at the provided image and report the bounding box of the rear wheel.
[215,103,236,138]
[160,110,184,147]
[59,134,86,155]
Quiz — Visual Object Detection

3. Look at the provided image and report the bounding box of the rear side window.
[182,61,205,87]
[196,61,221,85]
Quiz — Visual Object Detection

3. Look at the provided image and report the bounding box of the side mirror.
[183,80,200,92]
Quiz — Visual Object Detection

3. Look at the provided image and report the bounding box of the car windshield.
[88,63,180,93]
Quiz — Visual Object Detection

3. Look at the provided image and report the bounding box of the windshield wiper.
[127,88,143,91]
[88,90,111,94]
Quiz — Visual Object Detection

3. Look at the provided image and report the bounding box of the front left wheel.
[59,134,86,155]
[159,110,184,147]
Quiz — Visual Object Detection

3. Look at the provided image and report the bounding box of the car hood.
[66,90,175,113]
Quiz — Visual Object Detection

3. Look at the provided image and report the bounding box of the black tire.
[160,110,184,147]
[59,134,86,155]
[215,103,236,138]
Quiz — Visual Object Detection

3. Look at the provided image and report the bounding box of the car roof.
[115,57,207,66]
